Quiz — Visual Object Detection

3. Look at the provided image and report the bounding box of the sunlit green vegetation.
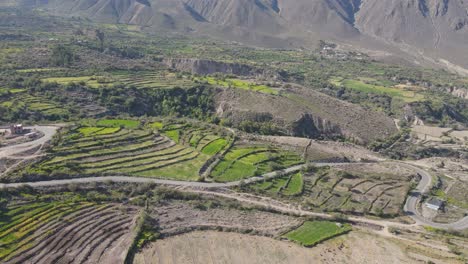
[201,138,228,155]
[96,119,140,128]
[20,120,234,182]
[210,145,302,182]
[196,76,278,95]
[284,221,351,247]
[249,173,303,196]
[330,77,425,102]
[0,200,95,261]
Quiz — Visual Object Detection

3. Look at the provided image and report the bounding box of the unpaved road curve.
[402,162,468,230]
[0,126,58,158]
[0,126,60,177]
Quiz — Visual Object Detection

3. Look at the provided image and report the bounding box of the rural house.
[10,124,24,135]
[425,198,444,211]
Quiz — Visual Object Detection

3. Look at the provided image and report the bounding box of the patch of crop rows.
[249,173,303,196]
[4,94,68,116]
[33,123,232,180]
[40,126,198,176]
[1,202,137,264]
[290,170,409,215]
[115,71,194,89]
[211,145,303,182]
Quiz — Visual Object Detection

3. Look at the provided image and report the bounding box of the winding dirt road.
[401,162,468,230]
[0,126,59,177]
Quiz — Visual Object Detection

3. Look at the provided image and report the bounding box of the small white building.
[425,198,444,211]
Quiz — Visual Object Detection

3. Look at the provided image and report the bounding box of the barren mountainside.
[9,0,468,72]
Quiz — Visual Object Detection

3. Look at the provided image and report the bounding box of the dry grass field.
[134,230,463,264]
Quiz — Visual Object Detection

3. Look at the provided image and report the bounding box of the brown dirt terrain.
[214,85,397,144]
[152,201,301,237]
[134,230,463,264]
[251,135,384,162]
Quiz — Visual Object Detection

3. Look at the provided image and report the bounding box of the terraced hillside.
[40,70,278,95]
[210,144,303,182]
[0,87,106,121]
[21,119,233,181]
[244,163,417,217]
[249,172,304,196]
[41,70,195,90]
[0,91,69,119]
[0,200,138,264]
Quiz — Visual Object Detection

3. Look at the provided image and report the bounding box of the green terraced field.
[96,119,140,128]
[41,76,112,88]
[201,138,228,155]
[27,120,233,182]
[210,145,303,182]
[243,166,414,217]
[41,71,195,90]
[0,197,137,263]
[1,93,70,117]
[330,77,425,102]
[196,76,278,95]
[0,200,95,261]
[249,173,303,196]
[115,71,194,89]
[283,221,351,247]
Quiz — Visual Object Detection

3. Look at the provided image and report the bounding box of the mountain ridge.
[11,0,468,74]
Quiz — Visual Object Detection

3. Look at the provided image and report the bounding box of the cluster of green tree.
[50,45,78,66]
[237,120,283,135]
[408,99,468,126]
[96,85,215,119]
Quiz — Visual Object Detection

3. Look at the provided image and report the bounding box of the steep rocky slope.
[214,85,398,144]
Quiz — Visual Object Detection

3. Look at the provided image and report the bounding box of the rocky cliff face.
[214,87,397,144]
[449,87,468,99]
[290,113,343,140]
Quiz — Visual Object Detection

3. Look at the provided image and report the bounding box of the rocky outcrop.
[290,113,343,140]
[449,87,468,100]
[214,87,397,144]
[163,58,281,79]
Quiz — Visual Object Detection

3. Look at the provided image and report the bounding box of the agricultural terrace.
[210,144,303,182]
[0,92,69,119]
[24,120,233,181]
[244,164,416,217]
[0,199,138,263]
[195,76,279,95]
[284,221,351,247]
[330,77,425,102]
[41,70,195,90]
[249,173,304,196]
[40,70,279,96]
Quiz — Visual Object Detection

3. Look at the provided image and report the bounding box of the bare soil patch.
[134,230,460,264]
[254,135,384,162]
[151,201,301,237]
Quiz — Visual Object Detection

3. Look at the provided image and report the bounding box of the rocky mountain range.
[10,0,468,74]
